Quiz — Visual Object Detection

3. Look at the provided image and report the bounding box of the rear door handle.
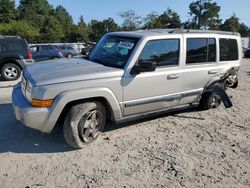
[167,74,180,79]
[208,70,218,74]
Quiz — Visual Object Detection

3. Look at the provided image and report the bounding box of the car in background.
[81,42,96,55]
[30,45,64,62]
[57,45,78,58]
[0,36,34,81]
[244,48,250,58]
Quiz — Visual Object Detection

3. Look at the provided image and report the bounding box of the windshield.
[88,35,139,69]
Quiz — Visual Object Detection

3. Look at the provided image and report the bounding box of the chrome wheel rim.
[79,110,103,143]
[4,67,18,79]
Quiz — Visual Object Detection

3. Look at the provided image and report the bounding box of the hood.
[24,58,124,86]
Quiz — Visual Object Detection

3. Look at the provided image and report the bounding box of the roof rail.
[168,29,240,36]
[0,35,21,39]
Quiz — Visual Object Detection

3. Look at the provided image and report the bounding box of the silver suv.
[12,29,241,148]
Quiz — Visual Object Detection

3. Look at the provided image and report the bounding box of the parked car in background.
[30,45,64,62]
[0,36,33,81]
[81,42,95,55]
[244,48,250,58]
[57,44,78,58]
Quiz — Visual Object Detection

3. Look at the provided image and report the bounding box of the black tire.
[198,92,222,110]
[1,63,21,81]
[67,53,73,58]
[63,101,106,149]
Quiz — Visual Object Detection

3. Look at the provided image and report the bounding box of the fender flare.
[41,87,122,133]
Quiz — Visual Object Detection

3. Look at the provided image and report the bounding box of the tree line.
[0,0,249,43]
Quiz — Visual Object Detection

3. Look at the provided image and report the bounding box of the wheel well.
[0,60,22,71]
[56,97,115,126]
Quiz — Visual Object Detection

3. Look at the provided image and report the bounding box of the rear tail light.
[27,49,32,59]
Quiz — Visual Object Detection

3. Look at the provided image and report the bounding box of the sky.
[14,0,250,26]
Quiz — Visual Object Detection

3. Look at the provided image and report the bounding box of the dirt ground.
[0,59,249,188]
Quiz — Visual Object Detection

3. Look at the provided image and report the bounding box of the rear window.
[186,38,216,64]
[219,39,238,61]
[5,39,27,50]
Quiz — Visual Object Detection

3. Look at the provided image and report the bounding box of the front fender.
[41,87,122,133]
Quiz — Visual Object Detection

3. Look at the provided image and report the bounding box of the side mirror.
[131,60,156,74]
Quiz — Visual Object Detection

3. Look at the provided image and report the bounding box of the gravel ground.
[0,59,249,188]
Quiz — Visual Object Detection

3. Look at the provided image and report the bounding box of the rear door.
[178,35,219,105]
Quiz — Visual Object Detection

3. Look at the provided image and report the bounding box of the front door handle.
[208,70,218,74]
[167,74,180,80]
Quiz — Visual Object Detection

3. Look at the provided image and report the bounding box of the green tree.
[157,9,181,28]
[40,16,64,42]
[54,5,73,42]
[143,9,181,29]
[239,23,250,37]
[143,12,160,29]
[89,18,119,41]
[220,14,240,32]
[0,0,16,23]
[189,0,221,29]
[71,15,89,42]
[119,10,142,30]
[17,0,52,28]
[102,18,119,33]
[0,21,40,42]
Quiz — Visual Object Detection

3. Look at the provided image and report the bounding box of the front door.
[122,38,184,116]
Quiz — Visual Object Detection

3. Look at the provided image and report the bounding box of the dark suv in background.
[0,36,33,81]
[30,45,64,62]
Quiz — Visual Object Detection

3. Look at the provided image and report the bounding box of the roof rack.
[169,29,240,36]
[145,29,240,36]
[0,35,21,39]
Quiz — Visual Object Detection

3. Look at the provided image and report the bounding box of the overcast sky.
[15,0,250,26]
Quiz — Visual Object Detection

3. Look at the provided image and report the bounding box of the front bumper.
[12,83,50,131]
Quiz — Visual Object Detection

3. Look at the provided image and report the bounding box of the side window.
[41,45,50,51]
[30,46,38,52]
[5,39,26,50]
[219,39,238,61]
[139,39,179,67]
[186,38,216,64]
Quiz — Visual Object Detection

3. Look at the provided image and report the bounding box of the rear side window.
[41,45,52,51]
[139,39,180,67]
[5,39,26,50]
[186,38,216,64]
[219,39,238,61]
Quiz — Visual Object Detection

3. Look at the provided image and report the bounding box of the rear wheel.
[1,63,21,81]
[67,53,73,58]
[199,92,222,110]
[63,101,106,149]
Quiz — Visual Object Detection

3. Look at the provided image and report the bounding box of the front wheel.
[1,63,21,81]
[63,101,106,149]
